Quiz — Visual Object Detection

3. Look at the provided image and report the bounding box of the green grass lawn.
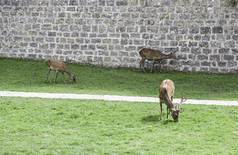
[0,97,237,154]
[0,58,238,154]
[0,57,238,100]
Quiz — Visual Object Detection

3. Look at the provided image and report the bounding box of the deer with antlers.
[139,48,178,73]
[159,79,186,122]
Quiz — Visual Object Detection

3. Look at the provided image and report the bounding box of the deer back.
[159,79,175,109]
[45,59,68,71]
[139,48,164,60]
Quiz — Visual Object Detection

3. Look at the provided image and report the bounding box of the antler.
[178,95,186,111]
[180,95,187,104]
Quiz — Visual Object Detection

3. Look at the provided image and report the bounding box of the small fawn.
[45,59,76,84]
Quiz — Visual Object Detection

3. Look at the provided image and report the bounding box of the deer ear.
[179,108,184,113]
[171,107,176,112]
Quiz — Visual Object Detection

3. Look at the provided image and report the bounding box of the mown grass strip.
[0,97,237,154]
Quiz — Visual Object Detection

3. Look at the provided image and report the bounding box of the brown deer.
[139,48,178,73]
[45,59,76,84]
[159,79,185,122]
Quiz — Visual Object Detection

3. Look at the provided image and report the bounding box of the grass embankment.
[0,57,238,100]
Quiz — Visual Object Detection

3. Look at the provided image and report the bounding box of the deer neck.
[163,90,175,110]
[160,53,172,60]
[65,69,73,77]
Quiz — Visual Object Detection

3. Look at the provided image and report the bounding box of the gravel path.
[0,91,238,106]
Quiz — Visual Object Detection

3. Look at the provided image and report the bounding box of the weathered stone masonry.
[0,0,238,73]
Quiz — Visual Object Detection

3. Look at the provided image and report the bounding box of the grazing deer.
[45,59,76,84]
[139,48,178,73]
[159,79,185,122]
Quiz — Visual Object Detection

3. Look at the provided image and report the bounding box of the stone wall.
[0,0,238,73]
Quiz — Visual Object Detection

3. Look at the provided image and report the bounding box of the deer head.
[71,73,76,84]
[170,95,186,122]
[169,52,178,60]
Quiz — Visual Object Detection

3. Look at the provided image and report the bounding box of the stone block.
[30,43,38,47]
[224,55,234,61]
[71,44,79,50]
[202,35,210,41]
[94,56,103,63]
[89,45,96,50]
[121,33,129,38]
[99,0,105,5]
[209,68,219,73]
[99,51,109,56]
[200,67,208,73]
[227,61,237,67]
[231,13,238,19]
[177,54,187,60]
[197,55,208,61]
[81,45,87,50]
[230,69,238,74]
[48,32,56,36]
[218,62,226,67]
[69,0,78,5]
[116,0,128,6]
[42,24,52,30]
[188,42,198,47]
[119,51,129,57]
[97,45,107,50]
[212,26,223,34]
[219,48,229,54]
[27,54,37,59]
[91,39,102,44]
[59,25,69,31]
[201,61,210,67]
[189,27,199,34]
[71,32,79,37]
[201,27,211,34]
[121,39,128,45]
[202,49,211,54]
[164,48,179,53]
[232,35,238,40]
[199,42,209,48]
[210,55,220,61]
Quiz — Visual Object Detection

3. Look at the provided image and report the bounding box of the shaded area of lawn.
[0,57,238,100]
[0,97,237,154]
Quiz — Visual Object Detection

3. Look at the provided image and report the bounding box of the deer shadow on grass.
[141,115,174,124]
[142,115,160,122]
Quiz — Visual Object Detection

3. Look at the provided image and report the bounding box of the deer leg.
[46,68,51,83]
[46,68,49,82]
[140,58,146,73]
[160,102,163,120]
[54,70,59,83]
[62,72,67,84]
[151,60,156,73]
[156,60,161,73]
[167,107,169,119]
[139,59,143,71]
[158,60,162,73]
